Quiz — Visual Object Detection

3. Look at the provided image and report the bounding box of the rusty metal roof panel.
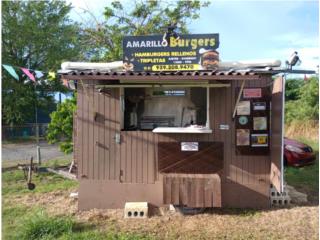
[60,70,262,76]
[59,68,315,79]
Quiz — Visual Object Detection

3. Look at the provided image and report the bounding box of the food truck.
[59,33,314,210]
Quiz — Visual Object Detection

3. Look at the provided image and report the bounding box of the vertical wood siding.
[76,77,273,188]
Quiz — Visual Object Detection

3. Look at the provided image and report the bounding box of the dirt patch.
[6,190,78,216]
[8,191,319,240]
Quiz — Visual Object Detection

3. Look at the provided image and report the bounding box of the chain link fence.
[2,123,48,141]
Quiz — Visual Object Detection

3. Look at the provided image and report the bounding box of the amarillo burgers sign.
[123,33,219,71]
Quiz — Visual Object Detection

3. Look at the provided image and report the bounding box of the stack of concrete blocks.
[270,184,291,207]
[124,202,148,218]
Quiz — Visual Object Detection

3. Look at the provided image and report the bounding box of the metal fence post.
[37,145,41,165]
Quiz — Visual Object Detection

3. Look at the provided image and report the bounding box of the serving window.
[121,87,211,133]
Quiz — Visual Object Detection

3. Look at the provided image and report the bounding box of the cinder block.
[270,185,291,207]
[124,202,148,218]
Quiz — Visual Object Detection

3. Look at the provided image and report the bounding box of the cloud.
[271,32,318,48]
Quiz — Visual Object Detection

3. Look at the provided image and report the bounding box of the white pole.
[281,74,286,192]
[206,87,210,129]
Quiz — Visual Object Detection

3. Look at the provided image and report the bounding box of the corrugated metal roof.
[59,69,259,76]
[59,68,315,81]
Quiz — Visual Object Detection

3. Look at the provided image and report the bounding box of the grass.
[2,169,78,196]
[41,157,72,168]
[284,137,319,203]
[2,163,154,240]
[1,155,72,170]
[2,204,153,240]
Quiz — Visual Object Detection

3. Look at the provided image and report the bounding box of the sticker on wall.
[219,124,229,130]
[181,142,199,151]
[253,102,266,110]
[253,117,267,130]
[243,88,262,98]
[251,134,268,147]
[236,129,250,146]
[237,101,250,115]
[238,116,248,125]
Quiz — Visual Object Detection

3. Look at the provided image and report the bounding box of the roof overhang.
[59,68,315,82]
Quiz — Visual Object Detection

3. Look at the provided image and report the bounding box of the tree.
[285,78,304,101]
[47,95,76,154]
[80,0,210,61]
[285,77,319,123]
[2,1,81,125]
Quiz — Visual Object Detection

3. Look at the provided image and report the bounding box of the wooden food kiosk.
[59,33,311,210]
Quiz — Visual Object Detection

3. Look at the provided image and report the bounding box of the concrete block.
[270,185,291,207]
[124,202,148,218]
[169,204,176,212]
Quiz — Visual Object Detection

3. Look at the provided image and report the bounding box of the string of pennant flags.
[2,64,73,88]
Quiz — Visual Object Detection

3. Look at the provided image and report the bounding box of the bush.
[46,95,76,154]
[285,77,319,123]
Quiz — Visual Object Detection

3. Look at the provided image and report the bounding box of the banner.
[35,70,44,78]
[21,68,36,81]
[2,64,62,86]
[123,33,219,72]
[2,64,19,80]
[48,71,56,79]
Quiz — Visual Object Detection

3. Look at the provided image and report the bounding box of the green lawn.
[3,203,154,240]
[2,160,153,240]
[284,138,319,203]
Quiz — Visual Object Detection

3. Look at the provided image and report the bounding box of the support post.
[206,87,210,129]
[37,145,41,165]
[232,80,246,119]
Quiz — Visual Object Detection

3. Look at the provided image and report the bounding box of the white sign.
[181,142,199,151]
[219,124,229,130]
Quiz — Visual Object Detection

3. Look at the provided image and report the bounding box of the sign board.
[219,124,230,130]
[123,34,219,72]
[251,134,268,147]
[243,88,262,98]
[181,142,199,151]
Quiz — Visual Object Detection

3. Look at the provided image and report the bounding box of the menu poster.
[237,101,250,115]
[243,88,262,98]
[253,102,266,111]
[253,117,267,130]
[237,129,250,146]
[251,134,268,147]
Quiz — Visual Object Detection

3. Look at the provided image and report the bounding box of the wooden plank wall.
[76,77,273,188]
[163,174,221,207]
[158,142,223,174]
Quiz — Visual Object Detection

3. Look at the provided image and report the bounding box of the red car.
[284,138,316,167]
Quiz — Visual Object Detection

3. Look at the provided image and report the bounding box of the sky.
[66,0,319,73]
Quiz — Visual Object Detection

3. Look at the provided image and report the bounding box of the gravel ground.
[2,141,70,164]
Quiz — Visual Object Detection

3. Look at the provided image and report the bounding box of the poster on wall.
[236,129,250,146]
[251,134,268,147]
[238,116,249,125]
[243,88,262,98]
[253,102,266,110]
[253,117,267,130]
[123,34,219,71]
[237,101,250,115]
